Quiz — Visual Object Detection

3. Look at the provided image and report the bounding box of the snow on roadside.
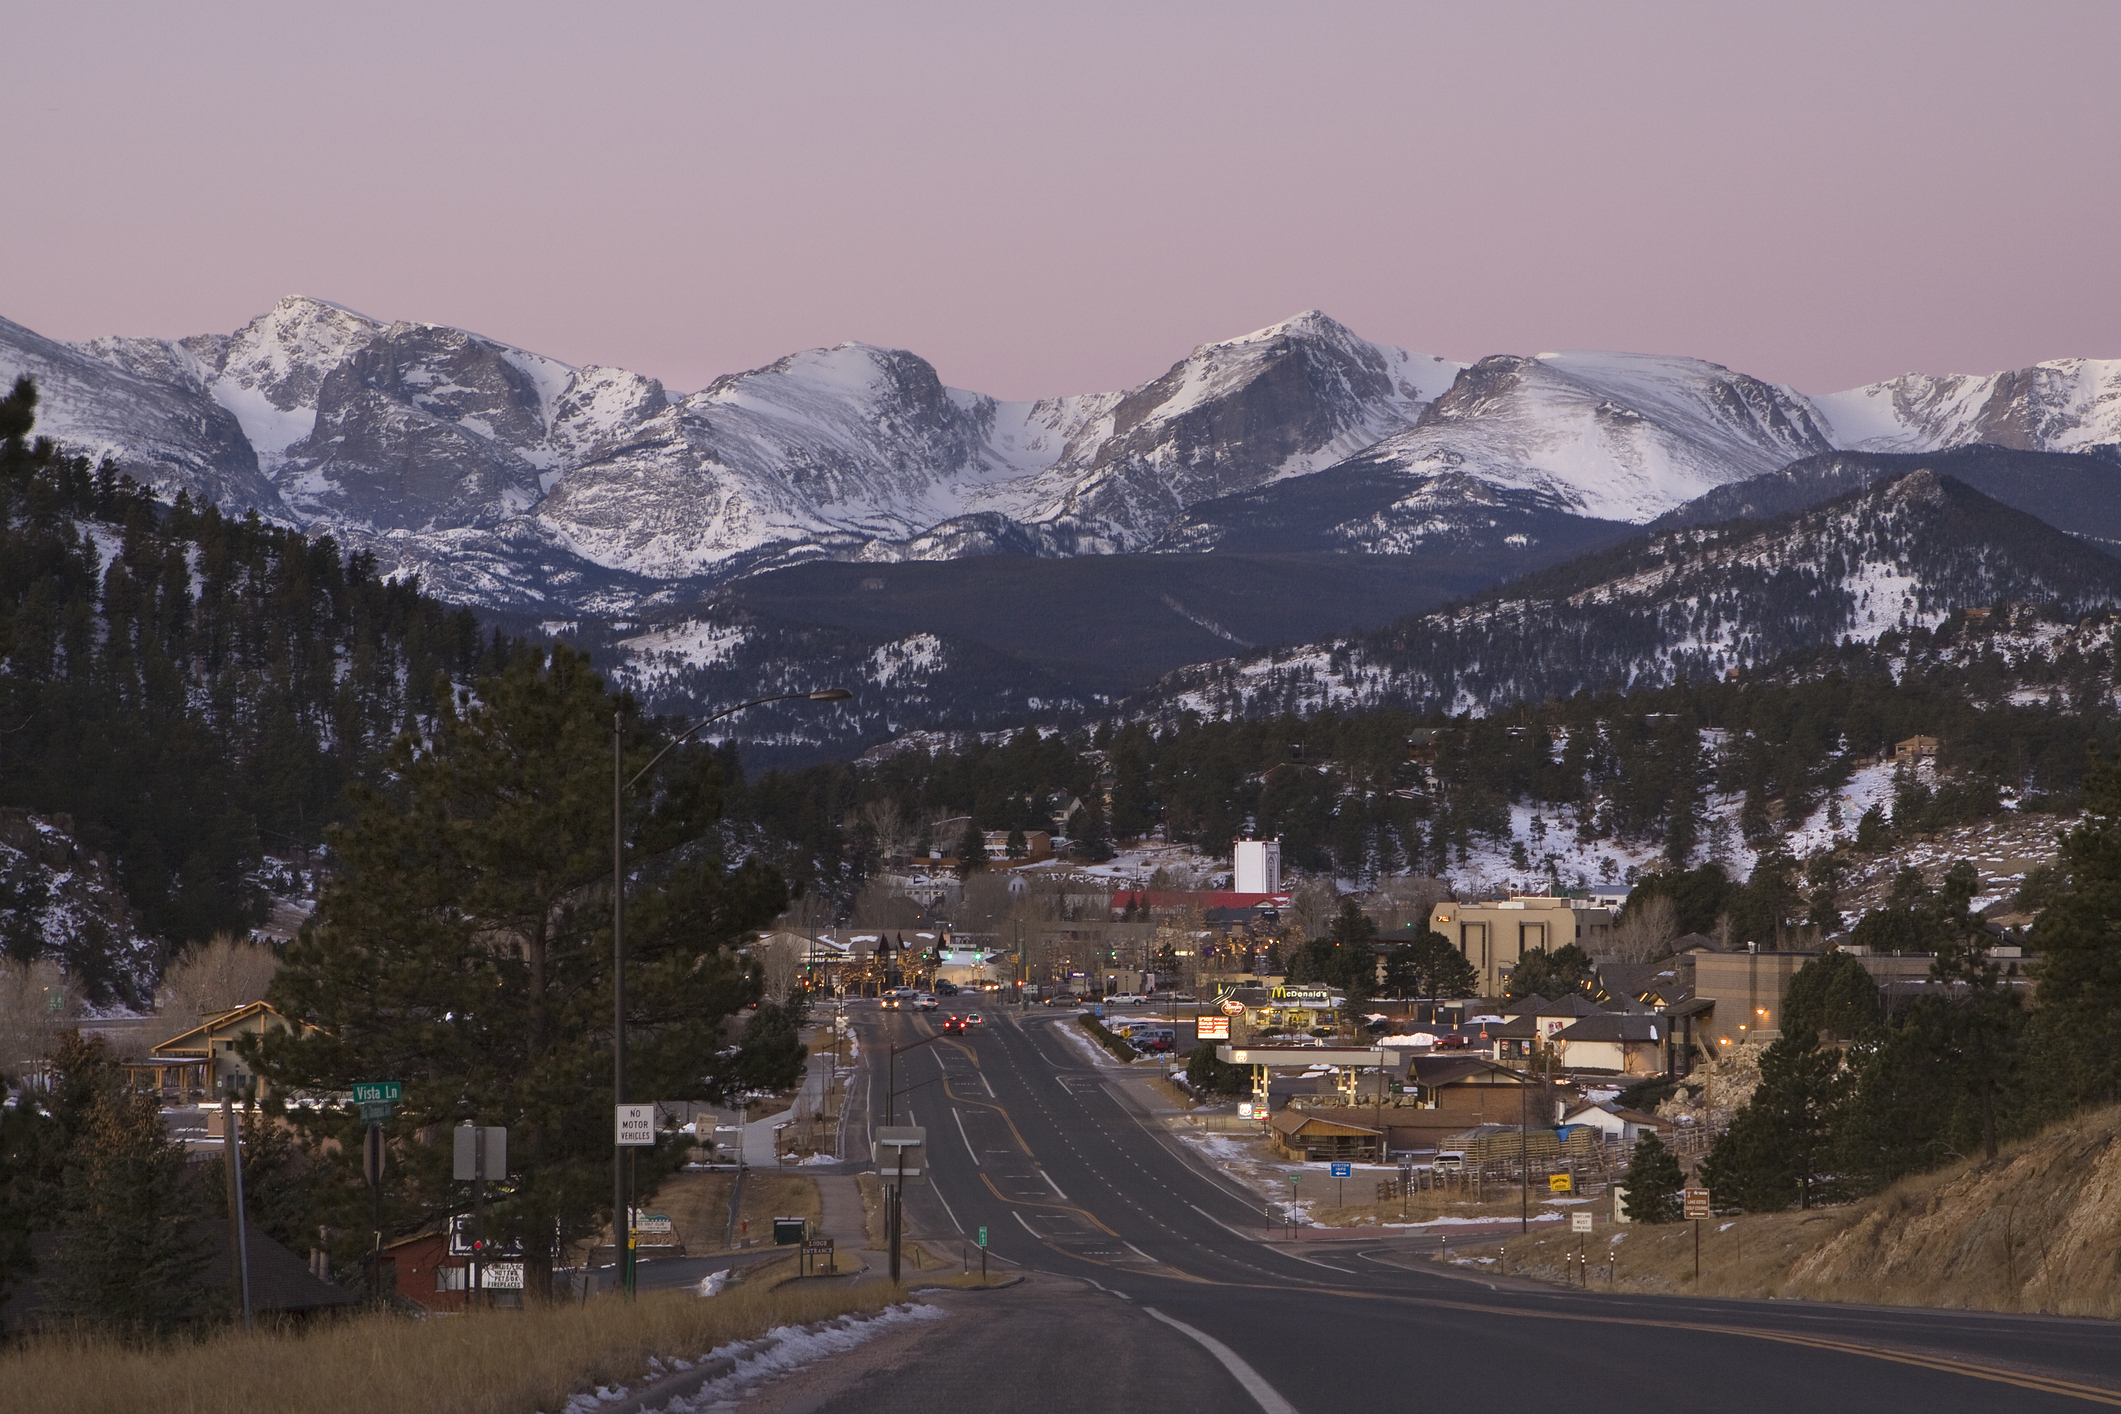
[553,1304,947,1413]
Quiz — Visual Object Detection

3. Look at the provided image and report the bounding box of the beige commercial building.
[1431,896,1580,996]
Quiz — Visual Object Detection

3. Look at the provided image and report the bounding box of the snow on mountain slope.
[1021,310,1463,543]
[1152,471,2121,723]
[1813,358,2121,454]
[0,314,280,512]
[1338,351,1835,524]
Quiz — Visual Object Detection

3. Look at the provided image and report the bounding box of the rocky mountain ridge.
[9,297,2117,615]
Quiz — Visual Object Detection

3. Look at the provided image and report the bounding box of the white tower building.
[1234,839,1281,895]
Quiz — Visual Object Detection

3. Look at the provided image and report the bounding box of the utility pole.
[220,1082,252,1333]
[613,711,630,1300]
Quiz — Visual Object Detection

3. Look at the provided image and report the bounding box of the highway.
[851,1002,2121,1413]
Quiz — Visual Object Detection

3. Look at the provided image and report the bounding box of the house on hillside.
[1895,735,1939,763]
[122,1001,310,1102]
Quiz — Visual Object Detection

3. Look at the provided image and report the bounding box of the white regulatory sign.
[1572,1212,1593,1233]
[616,1104,656,1146]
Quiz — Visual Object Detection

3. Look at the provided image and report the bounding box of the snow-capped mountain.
[1814,359,2121,454]
[1148,471,2121,723]
[5,297,2120,620]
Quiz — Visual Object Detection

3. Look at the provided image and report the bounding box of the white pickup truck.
[1104,993,1151,1007]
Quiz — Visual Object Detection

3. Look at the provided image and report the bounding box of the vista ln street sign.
[1683,1186,1711,1220]
[616,1104,656,1146]
[351,1081,401,1106]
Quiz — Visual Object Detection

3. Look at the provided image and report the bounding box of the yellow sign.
[1548,1174,1573,1193]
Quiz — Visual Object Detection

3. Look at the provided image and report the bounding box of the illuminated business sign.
[1195,1015,1231,1040]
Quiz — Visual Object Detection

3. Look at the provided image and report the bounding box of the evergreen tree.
[1382,930,1479,999]
[2028,746,2121,1114]
[1620,1132,1683,1223]
[1701,1036,1847,1211]
[1505,943,1593,1000]
[1185,1042,1251,1097]
[1071,793,1114,862]
[956,820,988,877]
[1005,826,1027,860]
[39,1036,207,1329]
[1779,949,1881,1044]
[244,645,789,1295]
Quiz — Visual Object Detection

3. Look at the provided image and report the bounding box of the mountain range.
[7,298,2120,760]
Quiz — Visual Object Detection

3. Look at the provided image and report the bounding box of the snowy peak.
[1814,358,2121,455]
[1353,350,1834,522]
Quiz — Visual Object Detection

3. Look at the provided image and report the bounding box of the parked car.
[1172,992,1197,1003]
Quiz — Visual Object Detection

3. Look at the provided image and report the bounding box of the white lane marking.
[952,1107,981,1167]
[1124,1241,1157,1264]
[1189,1202,1269,1243]
[928,1176,967,1236]
[1041,1169,1069,1201]
[1012,1210,1043,1239]
[981,1071,996,1099]
[1141,1307,1300,1414]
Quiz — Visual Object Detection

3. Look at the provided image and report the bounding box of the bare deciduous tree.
[856,798,913,862]
[0,958,82,1070]
[1607,895,1680,961]
[157,934,278,1035]
[1285,878,1341,941]
[752,932,809,1003]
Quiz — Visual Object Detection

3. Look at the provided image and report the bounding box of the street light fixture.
[612,687,851,1297]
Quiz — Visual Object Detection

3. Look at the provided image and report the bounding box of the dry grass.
[579,1172,821,1258]
[1480,1102,2121,1318]
[3,1279,896,1414]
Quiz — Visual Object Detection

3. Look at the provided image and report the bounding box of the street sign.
[1549,1173,1573,1193]
[615,1104,656,1146]
[874,1125,926,1184]
[631,1211,673,1234]
[1572,1212,1593,1233]
[362,1125,386,1187]
[1683,1186,1710,1219]
[359,1100,394,1124]
[452,1125,507,1181]
[1330,1162,1352,1178]
[351,1081,402,1105]
[977,1226,987,1248]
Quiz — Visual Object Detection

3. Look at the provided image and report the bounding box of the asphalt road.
[852,1002,2121,1413]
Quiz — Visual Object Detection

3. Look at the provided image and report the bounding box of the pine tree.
[956,820,988,877]
[2028,746,2121,1115]
[1702,1036,1848,1211]
[244,646,789,1295]
[1780,949,1881,1044]
[1071,793,1114,862]
[38,1036,207,1329]
[1620,1132,1683,1223]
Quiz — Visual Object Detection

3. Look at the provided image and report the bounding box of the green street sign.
[359,1101,394,1124]
[352,1081,402,1105]
[977,1226,987,1248]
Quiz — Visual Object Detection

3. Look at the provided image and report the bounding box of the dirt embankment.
[1486,1103,2121,1318]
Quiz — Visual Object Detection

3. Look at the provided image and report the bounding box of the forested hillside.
[0,378,511,1000]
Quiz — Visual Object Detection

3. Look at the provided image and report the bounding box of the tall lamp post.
[612,687,851,1298]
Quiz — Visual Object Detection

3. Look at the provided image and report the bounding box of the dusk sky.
[9,1,2118,400]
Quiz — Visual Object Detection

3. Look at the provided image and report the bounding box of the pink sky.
[8,1,2118,400]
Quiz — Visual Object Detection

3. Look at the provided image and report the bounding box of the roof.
[1664,996,1716,1019]
[1269,1110,1381,1138]
[149,1001,291,1058]
[1554,1014,1663,1043]
[1407,1055,1534,1087]
[1593,962,1678,1001]
[1671,932,1724,953]
[1563,1101,1670,1129]
[2,1221,355,1331]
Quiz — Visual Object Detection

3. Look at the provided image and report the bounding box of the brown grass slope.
[1490,1103,2121,1318]
[1788,1102,2121,1317]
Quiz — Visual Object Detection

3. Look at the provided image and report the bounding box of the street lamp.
[612,687,850,1297]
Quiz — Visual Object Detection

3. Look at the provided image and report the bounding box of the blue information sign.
[1330,1161,1352,1178]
